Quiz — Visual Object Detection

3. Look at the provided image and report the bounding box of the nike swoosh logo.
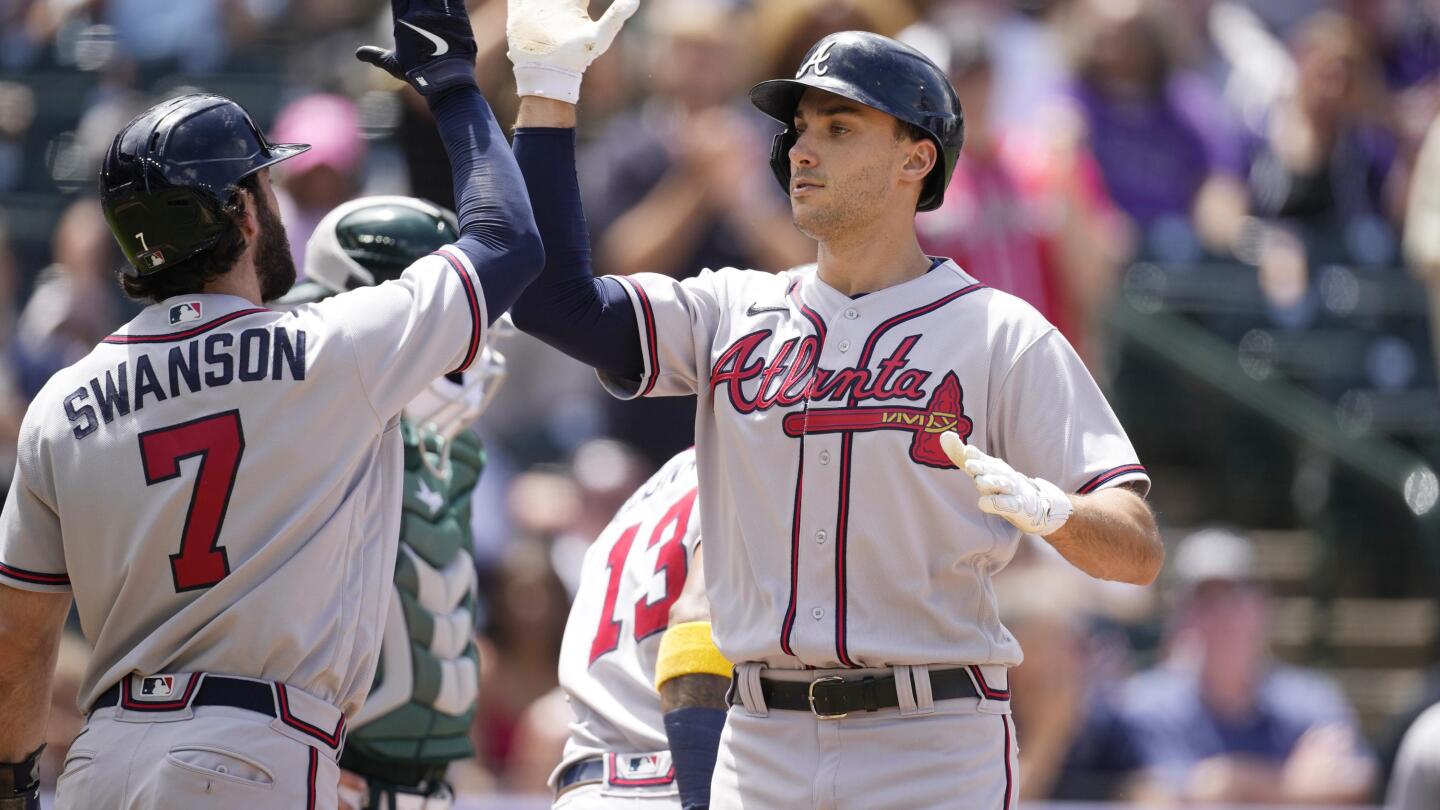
[746,303,790,316]
[399,19,449,56]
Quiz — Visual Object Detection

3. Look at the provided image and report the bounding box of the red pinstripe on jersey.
[275,683,345,750]
[779,279,828,657]
[434,249,483,373]
[621,277,661,397]
[829,283,985,666]
[1078,463,1149,493]
[102,308,269,344]
[306,747,318,810]
[0,561,69,586]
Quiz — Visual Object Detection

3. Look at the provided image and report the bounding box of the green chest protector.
[340,422,485,794]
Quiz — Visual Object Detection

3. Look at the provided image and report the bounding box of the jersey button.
[819,450,831,465]
[812,607,825,620]
[815,530,827,544]
[838,340,851,352]
[844,308,859,320]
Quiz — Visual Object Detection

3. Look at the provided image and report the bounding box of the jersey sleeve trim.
[102,308,270,344]
[609,276,659,398]
[1076,464,1150,495]
[0,561,70,589]
[434,246,488,374]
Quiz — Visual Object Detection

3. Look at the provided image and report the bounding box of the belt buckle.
[808,675,847,719]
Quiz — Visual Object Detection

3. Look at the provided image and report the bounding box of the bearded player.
[551,447,728,809]
[0,2,542,807]
[504,3,1162,808]
[280,196,508,810]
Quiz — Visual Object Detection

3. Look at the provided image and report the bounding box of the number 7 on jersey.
[138,410,245,592]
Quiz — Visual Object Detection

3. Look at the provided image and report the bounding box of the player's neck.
[200,260,264,305]
[815,227,932,298]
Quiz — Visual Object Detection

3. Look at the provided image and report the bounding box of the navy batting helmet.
[100,94,309,276]
[749,31,964,212]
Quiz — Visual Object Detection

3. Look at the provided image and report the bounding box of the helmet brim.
[749,77,896,129]
[255,142,311,174]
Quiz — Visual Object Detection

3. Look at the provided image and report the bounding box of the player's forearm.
[514,95,576,129]
[0,588,67,760]
[509,127,645,378]
[660,674,729,714]
[428,86,545,321]
[1042,486,1162,585]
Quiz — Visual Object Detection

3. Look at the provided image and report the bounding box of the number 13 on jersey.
[589,487,699,666]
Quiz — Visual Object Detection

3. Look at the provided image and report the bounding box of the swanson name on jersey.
[62,327,308,440]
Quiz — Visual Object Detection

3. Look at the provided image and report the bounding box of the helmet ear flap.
[768,129,797,198]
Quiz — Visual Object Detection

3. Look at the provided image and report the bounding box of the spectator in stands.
[1386,699,1440,810]
[271,93,366,277]
[472,531,573,790]
[9,197,131,398]
[996,564,1145,801]
[578,0,813,464]
[910,10,1124,363]
[1067,0,1250,262]
[1122,527,1376,805]
[755,0,915,82]
[1247,11,1405,270]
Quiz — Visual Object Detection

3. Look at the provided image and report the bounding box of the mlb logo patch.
[169,302,202,326]
[140,675,174,697]
[607,752,675,787]
[141,250,166,269]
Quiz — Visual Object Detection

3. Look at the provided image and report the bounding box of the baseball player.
[0,2,544,807]
[505,7,1164,807]
[552,447,729,809]
[279,196,508,810]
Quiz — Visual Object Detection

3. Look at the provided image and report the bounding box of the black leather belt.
[759,668,979,718]
[91,674,276,717]
[555,756,604,794]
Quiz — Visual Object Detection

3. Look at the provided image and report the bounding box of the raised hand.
[506,0,640,103]
[940,431,1073,536]
[357,0,479,96]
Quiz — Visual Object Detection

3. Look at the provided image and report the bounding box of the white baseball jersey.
[556,448,701,772]
[0,244,487,718]
[601,259,1148,670]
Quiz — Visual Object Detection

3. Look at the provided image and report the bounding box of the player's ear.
[234,185,261,241]
[899,138,937,184]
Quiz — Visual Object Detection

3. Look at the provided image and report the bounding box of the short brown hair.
[894,119,930,144]
[118,174,259,304]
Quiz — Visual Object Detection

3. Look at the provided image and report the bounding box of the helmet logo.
[796,41,837,79]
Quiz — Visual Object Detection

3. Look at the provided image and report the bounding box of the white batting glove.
[506,0,639,103]
[940,431,1073,536]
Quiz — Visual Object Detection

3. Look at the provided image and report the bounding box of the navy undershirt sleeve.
[428,86,544,323]
[509,127,644,381]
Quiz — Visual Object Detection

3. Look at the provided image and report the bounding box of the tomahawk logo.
[784,372,974,469]
[796,40,837,78]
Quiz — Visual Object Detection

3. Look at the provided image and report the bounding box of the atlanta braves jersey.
[0,244,487,718]
[601,259,1148,670]
[556,448,700,773]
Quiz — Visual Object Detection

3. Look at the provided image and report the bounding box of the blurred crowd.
[5,0,1440,804]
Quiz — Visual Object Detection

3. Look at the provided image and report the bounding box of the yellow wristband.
[654,621,732,690]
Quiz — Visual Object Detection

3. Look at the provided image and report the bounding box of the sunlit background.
[4,0,1440,807]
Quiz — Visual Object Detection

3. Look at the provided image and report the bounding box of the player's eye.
[829,124,849,136]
